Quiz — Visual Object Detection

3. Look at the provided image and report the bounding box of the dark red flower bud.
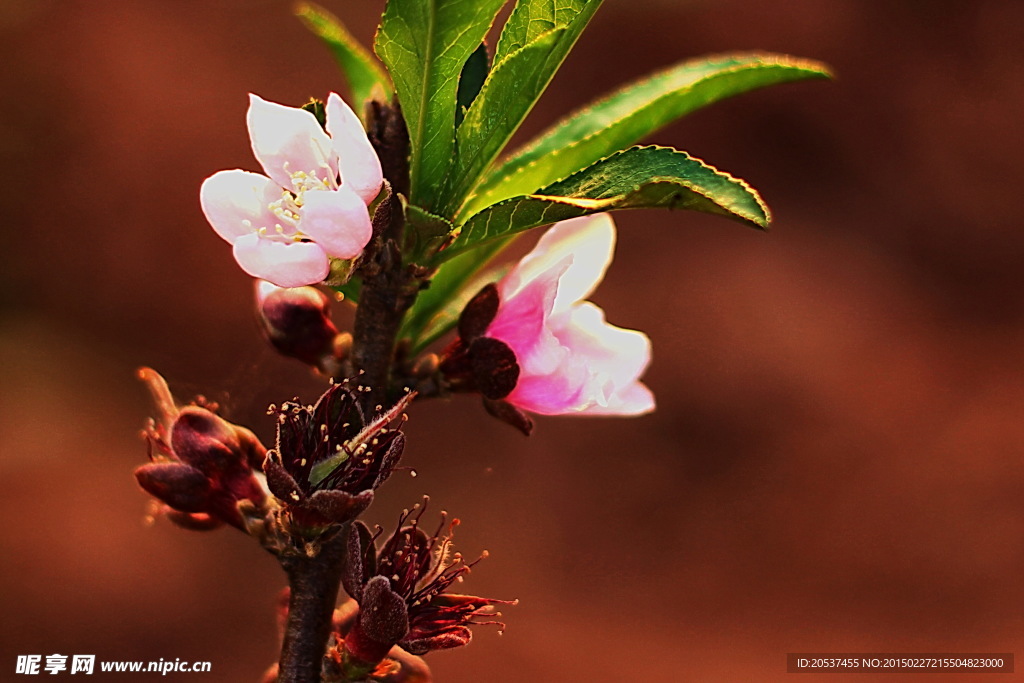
[171,407,248,475]
[256,281,343,371]
[135,462,210,512]
[137,368,268,531]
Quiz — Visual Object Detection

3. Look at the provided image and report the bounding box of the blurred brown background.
[2,0,1023,680]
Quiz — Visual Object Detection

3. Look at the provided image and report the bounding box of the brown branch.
[350,188,417,415]
[277,531,349,683]
[276,96,416,682]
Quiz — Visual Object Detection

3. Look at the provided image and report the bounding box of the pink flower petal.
[297,186,372,260]
[508,214,615,314]
[200,170,282,243]
[325,93,384,205]
[484,214,655,417]
[247,94,336,190]
[490,257,570,377]
[232,232,330,287]
[505,366,587,415]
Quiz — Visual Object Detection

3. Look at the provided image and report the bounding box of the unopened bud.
[256,280,340,369]
[137,368,268,531]
[171,407,248,475]
[135,462,210,512]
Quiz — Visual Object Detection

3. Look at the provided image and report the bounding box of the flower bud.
[171,407,249,475]
[256,281,342,371]
[135,462,210,512]
[137,368,268,531]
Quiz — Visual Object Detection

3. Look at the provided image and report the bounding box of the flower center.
[260,165,340,243]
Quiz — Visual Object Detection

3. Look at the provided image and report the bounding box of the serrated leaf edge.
[443,26,568,209]
[441,144,771,261]
[464,52,830,218]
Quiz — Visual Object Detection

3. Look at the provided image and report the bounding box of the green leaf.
[438,0,603,217]
[400,238,510,351]
[493,0,597,64]
[374,0,507,210]
[437,145,769,262]
[464,52,831,218]
[296,2,393,114]
[456,42,490,128]
[404,204,455,263]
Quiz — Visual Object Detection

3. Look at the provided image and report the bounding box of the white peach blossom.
[200,93,382,287]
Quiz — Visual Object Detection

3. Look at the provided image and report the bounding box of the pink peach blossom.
[486,214,655,416]
[200,93,383,287]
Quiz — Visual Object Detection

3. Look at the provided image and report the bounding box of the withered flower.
[135,368,267,531]
[338,501,515,677]
[262,381,411,535]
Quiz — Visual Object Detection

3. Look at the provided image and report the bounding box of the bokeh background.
[3,0,1023,680]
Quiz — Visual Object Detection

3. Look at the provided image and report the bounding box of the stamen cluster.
[338,501,515,677]
[262,381,411,534]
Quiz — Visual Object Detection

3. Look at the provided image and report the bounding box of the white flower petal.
[297,186,373,260]
[580,382,655,415]
[232,232,330,287]
[325,93,384,204]
[247,94,336,189]
[554,301,653,415]
[552,302,651,391]
[200,170,282,243]
[509,214,616,313]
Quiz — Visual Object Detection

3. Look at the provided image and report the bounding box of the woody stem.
[350,190,417,415]
[277,102,415,682]
[278,199,415,683]
[277,530,349,683]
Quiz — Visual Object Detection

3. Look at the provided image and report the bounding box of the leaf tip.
[293,0,317,23]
